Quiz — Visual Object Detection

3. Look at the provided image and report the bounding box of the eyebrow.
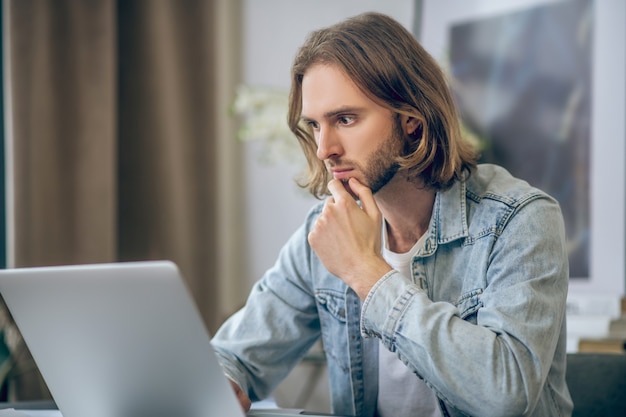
[300,106,365,123]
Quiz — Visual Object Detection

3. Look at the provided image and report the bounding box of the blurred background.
[0,0,623,411]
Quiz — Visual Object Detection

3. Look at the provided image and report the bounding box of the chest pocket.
[315,289,347,322]
[314,289,349,372]
[454,288,483,323]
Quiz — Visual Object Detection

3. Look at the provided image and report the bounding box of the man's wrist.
[348,258,393,300]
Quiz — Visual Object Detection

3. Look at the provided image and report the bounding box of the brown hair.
[288,12,478,198]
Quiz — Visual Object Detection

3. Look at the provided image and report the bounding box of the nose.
[316,126,343,161]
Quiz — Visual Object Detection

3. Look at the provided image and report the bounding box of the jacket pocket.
[315,289,347,322]
[314,289,349,372]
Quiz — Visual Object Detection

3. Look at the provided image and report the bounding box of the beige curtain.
[2,0,243,400]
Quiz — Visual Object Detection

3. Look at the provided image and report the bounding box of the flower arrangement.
[231,85,304,166]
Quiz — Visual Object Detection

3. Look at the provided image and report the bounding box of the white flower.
[232,85,304,165]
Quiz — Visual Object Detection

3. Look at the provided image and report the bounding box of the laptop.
[0,261,342,417]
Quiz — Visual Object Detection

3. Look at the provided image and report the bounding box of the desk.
[0,410,60,417]
[0,400,58,417]
[0,398,282,417]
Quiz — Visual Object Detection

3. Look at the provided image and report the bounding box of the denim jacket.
[212,164,573,417]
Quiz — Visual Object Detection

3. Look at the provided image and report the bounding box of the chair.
[566,353,626,417]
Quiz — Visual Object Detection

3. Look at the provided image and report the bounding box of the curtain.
[2,0,243,400]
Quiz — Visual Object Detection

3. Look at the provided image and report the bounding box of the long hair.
[288,12,478,198]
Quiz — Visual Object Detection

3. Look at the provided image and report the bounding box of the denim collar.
[424,177,469,256]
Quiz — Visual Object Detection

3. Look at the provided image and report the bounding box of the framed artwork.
[416,0,625,296]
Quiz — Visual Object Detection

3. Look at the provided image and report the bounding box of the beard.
[364,146,401,194]
[352,120,406,195]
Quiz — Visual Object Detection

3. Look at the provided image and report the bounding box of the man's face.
[300,63,405,195]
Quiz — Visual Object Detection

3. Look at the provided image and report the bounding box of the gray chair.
[566,353,626,417]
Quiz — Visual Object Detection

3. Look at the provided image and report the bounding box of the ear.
[400,115,422,138]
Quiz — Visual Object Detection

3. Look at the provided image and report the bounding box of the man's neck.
[374,174,436,254]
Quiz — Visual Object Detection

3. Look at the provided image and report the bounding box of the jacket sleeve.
[211,206,322,402]
[360,195,569,417]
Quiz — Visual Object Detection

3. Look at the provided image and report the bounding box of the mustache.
[326,158,357,169]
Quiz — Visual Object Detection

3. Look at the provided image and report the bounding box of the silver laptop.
[0,261,341,417]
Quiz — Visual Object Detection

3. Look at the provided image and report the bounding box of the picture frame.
[415,0,625,297]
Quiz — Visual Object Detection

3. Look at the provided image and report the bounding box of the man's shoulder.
[466,163,553,207]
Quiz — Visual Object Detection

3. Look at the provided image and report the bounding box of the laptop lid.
[0,261,245,417]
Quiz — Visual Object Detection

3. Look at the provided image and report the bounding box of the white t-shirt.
[376,224,442,417]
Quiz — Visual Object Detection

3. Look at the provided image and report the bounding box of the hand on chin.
[340,178,361,200]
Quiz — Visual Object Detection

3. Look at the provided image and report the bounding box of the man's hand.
[308,178,392,299]
[229,379,251,412]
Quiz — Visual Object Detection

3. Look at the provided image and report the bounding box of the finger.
[348,178,380,219]
[229,380,251,412]
[327,179,352,201]
[238,391,252,412]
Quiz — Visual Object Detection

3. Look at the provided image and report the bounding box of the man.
[212,12,573,417]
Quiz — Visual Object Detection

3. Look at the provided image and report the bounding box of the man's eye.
[306,120,319,130]
[338,115,355,125]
